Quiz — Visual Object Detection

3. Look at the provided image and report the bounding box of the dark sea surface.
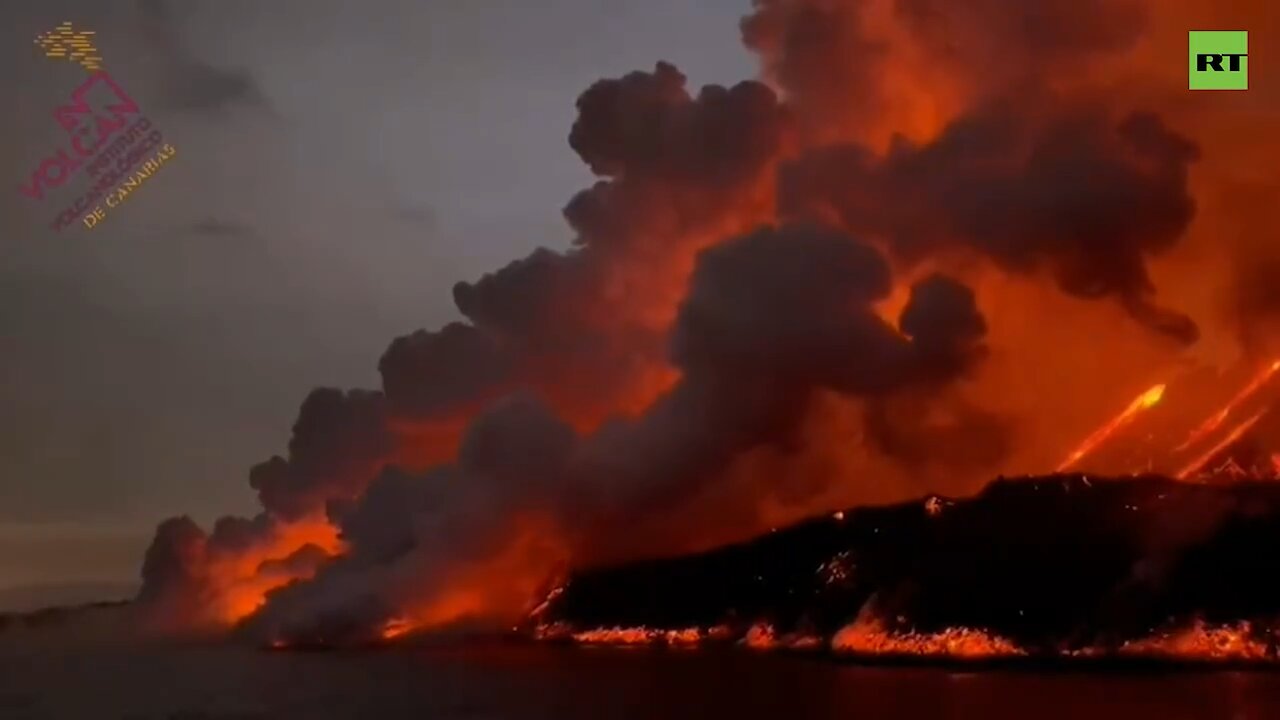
[4,610,1280,719]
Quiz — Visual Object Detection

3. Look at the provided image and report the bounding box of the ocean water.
[3,610,1280,719]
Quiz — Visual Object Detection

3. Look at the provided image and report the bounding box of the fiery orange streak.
[1174,360,1280,453]
[378,617,412,641]
[1176,409,1269,480]
[1056,384,1166,472]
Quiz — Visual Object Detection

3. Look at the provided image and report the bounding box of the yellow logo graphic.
[35,21,102,71]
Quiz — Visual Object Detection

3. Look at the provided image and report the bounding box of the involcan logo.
[34,21,103,70]
[1189,30,1248,91]
[20,21,178,232]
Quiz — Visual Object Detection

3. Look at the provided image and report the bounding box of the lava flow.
[1176,362,1280,451]
[1056,384,1167,472]
[132,0,1280,658]
[527,474,1280,664]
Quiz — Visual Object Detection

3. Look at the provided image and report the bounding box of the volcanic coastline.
[528,474,1280,666]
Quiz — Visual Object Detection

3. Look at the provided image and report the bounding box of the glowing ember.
[924,496,943,517]
[572,627,660,646]
[1175,360,1280,452]
[831,618,1025,659]
[527,584,566,620]
[743,622,778,650]
[1176,409,1269,480]
[663,628,703,646]
[1056,384,1166,472]
[379,618,413,641]
[1119,622,1271,662]
[537,618,1280,663]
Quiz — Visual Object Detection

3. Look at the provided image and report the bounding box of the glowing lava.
[379,617,413,641]
[831,618,1025,659]
[1176,409,1270,480]
[1175,360,1280,453]
[1056,383,1166,472]
[207,516,345,626]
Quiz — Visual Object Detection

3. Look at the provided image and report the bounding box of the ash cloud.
[379,322,512,421]
[780,105,1200,343]
[138,516,206,623]
[742,0,1149,138]
[246,394,579,642]
[382,62,789,424]
[247,388,393,522]
[568,61,785,192]
[241,224,992,641]
[579,223,990,520]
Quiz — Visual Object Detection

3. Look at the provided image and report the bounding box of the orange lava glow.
[206,516,345,626]
[532,620,1280,663]
[1176,409,1269,480]
[572,627,660,646]
[378,617,413,641]
[831,619,1025,659]
[740,623,822,651]
[539,624,719,648]
[375,516,570,638]
[1175,360,1280,453]
[1056,384,1167,472]
[1119,622,1270,662]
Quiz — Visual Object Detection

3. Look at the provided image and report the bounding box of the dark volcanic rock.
[530,475,1280,656]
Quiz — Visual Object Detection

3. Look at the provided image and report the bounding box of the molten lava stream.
[1176,409,1269,480]
[1174,359,1280,453]
[1056,383,1166,472]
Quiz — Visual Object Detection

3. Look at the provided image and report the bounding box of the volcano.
[134,0,1280,653]
[528,472,1280,664]
[526,364,1280,664]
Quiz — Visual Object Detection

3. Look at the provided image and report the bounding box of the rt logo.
[1189,30,1248,90]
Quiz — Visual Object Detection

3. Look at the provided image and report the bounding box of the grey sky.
[0,0,754,601]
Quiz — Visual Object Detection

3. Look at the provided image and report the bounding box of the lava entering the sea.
[133,0,1280,655]
[528,472,1280,664]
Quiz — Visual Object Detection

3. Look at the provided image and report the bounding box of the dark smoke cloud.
[379,322,512,421]
[206,513,276,556]
[740,0,885,141]
[561,62,786,264]
[139,59,792,629]
[579,223,989,519]
[568,61,785,190]
[243,224,992,641]
[248,389,393,521]
[452,250,584,345]
[137,516,207,627]
[247,394,578,641]
[742,0,1148,139]
[780,105,1200,343]
[383,63,789,422]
